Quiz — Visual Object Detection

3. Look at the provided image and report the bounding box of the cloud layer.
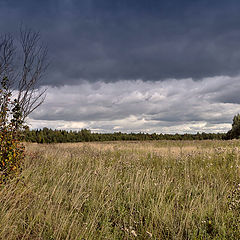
[28,75,240,133]
[2,1,240,133]
[1,0,240,85]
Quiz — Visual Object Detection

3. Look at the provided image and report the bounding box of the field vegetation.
[0,140,240,239]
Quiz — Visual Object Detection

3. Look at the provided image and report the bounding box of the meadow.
[0,140,239,239]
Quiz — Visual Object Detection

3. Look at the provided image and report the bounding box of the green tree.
[227,114,240,139]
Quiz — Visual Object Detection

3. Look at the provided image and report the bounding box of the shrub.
[0,77,25,184]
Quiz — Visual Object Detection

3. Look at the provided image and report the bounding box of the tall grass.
[0,141,240,239]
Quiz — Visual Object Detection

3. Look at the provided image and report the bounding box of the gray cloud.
[28,75,240,133]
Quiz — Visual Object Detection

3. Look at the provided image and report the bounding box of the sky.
[1,0,240,133]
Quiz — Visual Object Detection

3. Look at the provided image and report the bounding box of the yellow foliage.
[0,127,25,184]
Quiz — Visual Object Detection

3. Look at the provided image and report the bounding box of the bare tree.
[0,28,48,122]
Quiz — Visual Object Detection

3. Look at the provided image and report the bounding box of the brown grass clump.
[0,140,240,239]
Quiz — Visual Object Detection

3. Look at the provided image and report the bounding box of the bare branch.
[0,34,15,89]
[0,27,48,123]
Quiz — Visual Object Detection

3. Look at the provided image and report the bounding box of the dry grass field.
[0,140,240,239]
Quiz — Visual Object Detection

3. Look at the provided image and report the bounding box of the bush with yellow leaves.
[0,77,25,184]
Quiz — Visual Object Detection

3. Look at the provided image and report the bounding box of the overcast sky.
[1,0,240,133]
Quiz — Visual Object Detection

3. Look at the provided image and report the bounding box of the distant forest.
[23,128,229,143]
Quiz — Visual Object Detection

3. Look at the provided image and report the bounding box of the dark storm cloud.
[1,0,240,85]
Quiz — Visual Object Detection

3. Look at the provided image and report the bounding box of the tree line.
[23,128,227,143]
[24,114,240,143]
